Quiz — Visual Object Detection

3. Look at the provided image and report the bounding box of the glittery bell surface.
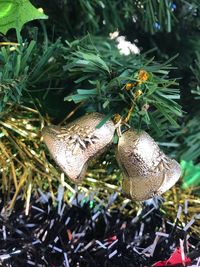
[42,113,115,183]
[116,129,181,201]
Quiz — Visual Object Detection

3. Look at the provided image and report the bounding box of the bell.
[42,113,115,183]
[116,129,181,201]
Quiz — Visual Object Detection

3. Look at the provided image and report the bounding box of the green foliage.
[0,39,63,111]
[181,160,200,188]
[141,0,177,33]
[179,115,200,162]
[63,36,181,131]
[0,0,47,35]
[0,0,200,209]
[1,0,199,161]
[191,52,200,100]
[31,0,178,39]
[72,0,124,33]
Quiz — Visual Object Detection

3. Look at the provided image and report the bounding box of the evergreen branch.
[178,115,200,162]
[63,36,182,132]
[0,37,64,111]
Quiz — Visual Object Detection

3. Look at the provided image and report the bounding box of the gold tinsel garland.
[0,104,199,234]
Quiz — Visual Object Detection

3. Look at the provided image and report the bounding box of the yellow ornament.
[42,113,115,183]
[134,89,143,99]
[125,83,134,90]
[116,129,181,201]
[137,69,149,84]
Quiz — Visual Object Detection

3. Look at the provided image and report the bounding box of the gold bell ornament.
[116,129,181,201]
[42,113,115,183]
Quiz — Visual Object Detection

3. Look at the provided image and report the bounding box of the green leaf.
[77,89,97,95]
[64,89,97,103]
[96,112,113,129]
[148,112,162,136]
[20,40,36,71]
[64,94,90,103]
[0,0,48,35]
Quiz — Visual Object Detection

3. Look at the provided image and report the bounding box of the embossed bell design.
[42,113,115,183]
[116,129,181,201]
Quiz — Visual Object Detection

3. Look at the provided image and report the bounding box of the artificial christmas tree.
[0,0,199,266]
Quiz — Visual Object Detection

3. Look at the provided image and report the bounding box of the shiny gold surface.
[116,129,181,201]
[42,113,115,183]
[0,106,199,234]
